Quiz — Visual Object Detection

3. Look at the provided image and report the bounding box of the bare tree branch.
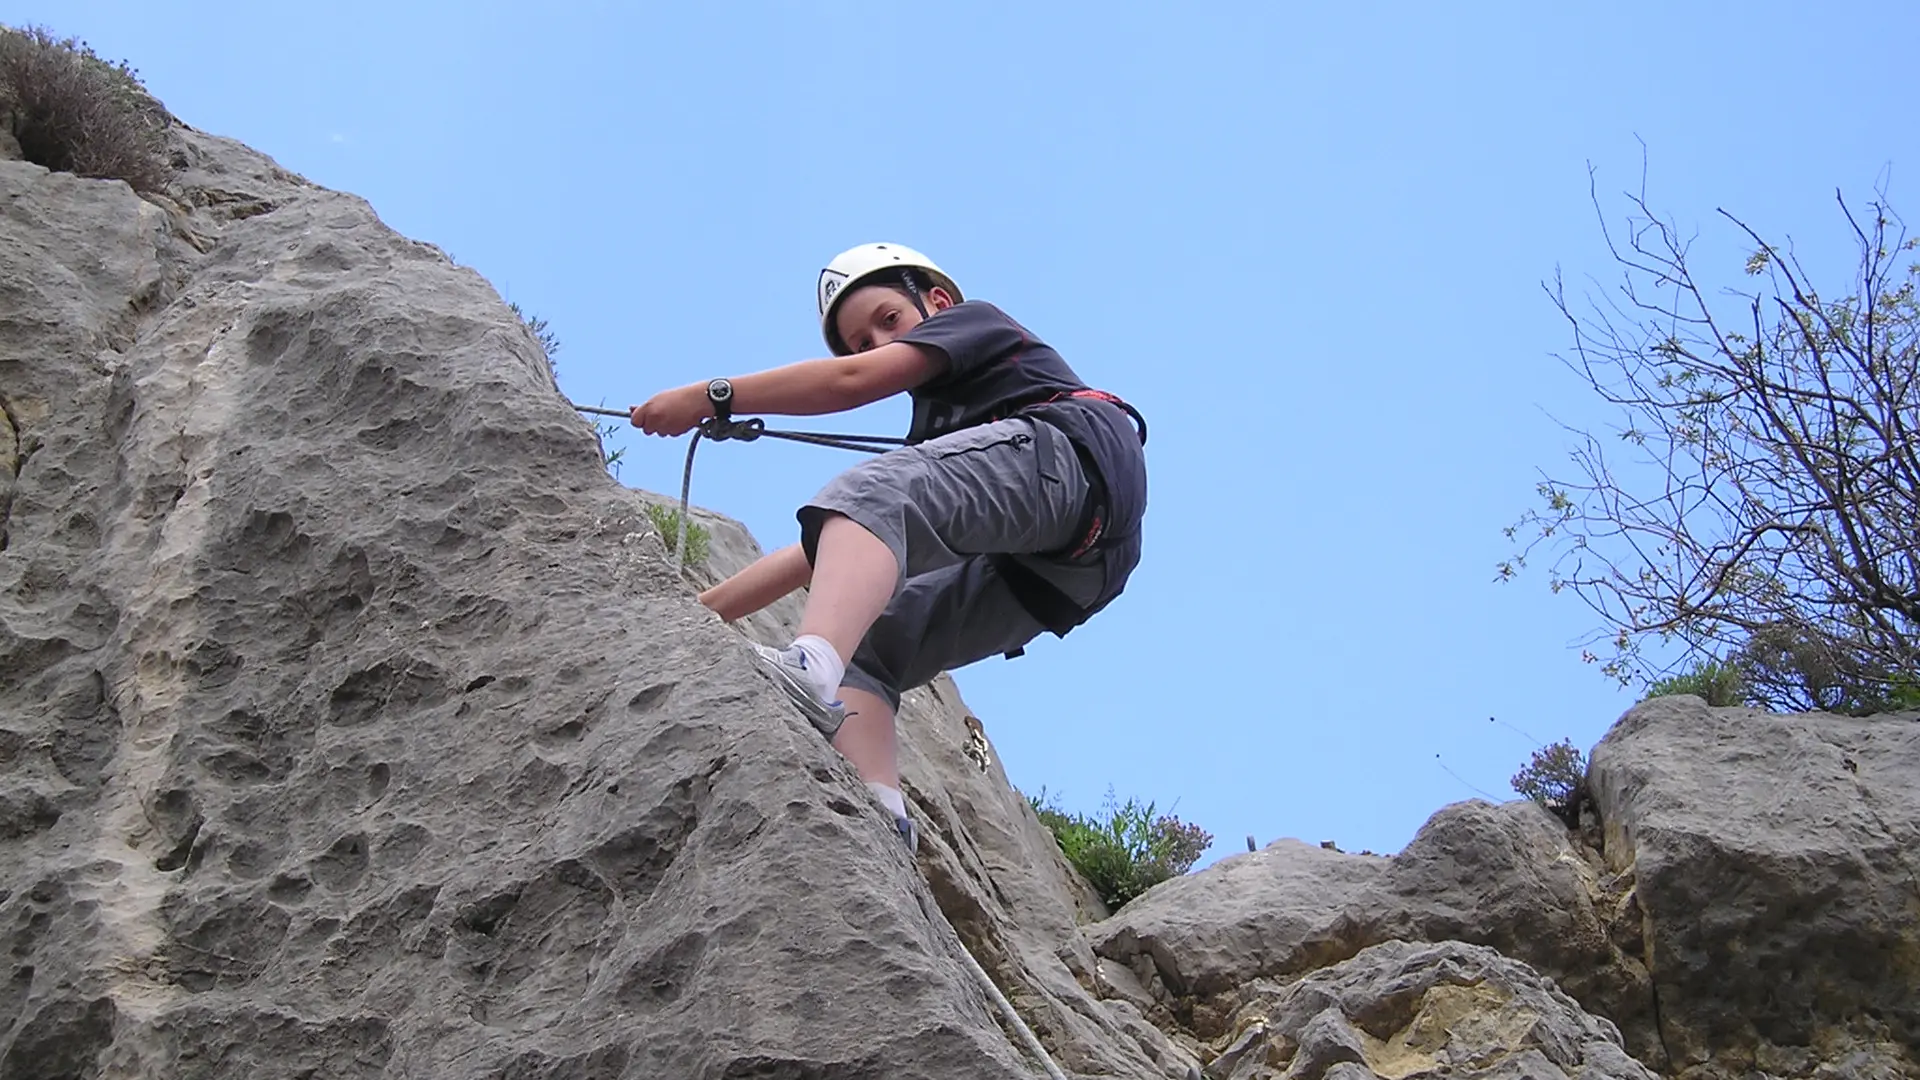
[1502,164,1919,713]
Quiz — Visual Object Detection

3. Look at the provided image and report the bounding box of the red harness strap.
[1040,389,1149,446]
[1013,388,1147,559]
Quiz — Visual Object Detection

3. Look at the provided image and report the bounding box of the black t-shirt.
[897,301,1147,580]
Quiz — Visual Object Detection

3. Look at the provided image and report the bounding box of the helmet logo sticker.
[818,269,848,314]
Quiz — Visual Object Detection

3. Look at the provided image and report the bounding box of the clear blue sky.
[36,2,1915,863]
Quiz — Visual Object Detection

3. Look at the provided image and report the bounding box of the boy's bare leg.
[836,685,915,848]
[798,513,900,662]
[698,543,811,622]
[741,514,917,846]
[831,686,899,789]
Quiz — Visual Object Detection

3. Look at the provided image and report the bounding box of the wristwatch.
[706,378,733,422]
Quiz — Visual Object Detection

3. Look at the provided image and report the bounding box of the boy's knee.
[839,660,902,712]
[798,502,908,584]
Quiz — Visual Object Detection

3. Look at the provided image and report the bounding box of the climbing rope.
[913,885,1069,1079]
[574,403,905,574]
[573,403,906,454]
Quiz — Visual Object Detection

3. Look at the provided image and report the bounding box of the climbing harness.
[1001,387,1148,448]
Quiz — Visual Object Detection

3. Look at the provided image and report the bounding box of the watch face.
[707,378,732,401]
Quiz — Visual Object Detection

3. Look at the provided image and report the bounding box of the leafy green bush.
[1027,786,1213,910]
[1643,657,1744,706]
[0,24,169,192]
[1887,675,1920,712]
[1730,623,1920,716]
[644,502,709,567]
[1638,648,1920,716]
[1510,739,1587,825]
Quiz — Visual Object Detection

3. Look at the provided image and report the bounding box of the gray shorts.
[797,417,1105,709]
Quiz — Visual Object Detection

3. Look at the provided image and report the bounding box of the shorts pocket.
[928,428,1033,461]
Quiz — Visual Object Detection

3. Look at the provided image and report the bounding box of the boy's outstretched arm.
[630,343,942,436]
[699,543,813,622]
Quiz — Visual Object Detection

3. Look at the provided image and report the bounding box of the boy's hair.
[849,266,932,316]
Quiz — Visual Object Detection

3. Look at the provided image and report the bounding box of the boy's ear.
[926,285,957,311]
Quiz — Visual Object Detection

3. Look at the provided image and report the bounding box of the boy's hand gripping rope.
[573,387,907,575]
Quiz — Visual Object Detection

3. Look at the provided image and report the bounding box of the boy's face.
[835,283,955,354]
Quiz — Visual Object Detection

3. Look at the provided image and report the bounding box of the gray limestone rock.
[1220,941,1656,1080]
[1587,695,1920,1075]
[1088,839,1388,1003]
[1369,797,1646,1037]
[0,126,1195,1079]
[1289,1007,1366,1079]
[1088,800,1649,1051]
[1090,691,1920,1080]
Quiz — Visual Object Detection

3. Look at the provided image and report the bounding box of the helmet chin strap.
[898,268,931,318]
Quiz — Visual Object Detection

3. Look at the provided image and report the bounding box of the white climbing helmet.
[816,242,963,355]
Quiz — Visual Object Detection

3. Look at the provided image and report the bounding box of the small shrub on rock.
[0,24,169,192]
[1886,675,1920,713]
[644,503,709,566]
[1642,657,1744,707]
[1510,739,1588,826]
[1028,786,1213,909]
[508,301,560,376]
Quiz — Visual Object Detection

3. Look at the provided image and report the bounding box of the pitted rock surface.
[1587,696,1920,1077]
[1090,699,1920,1079]
[1088,799,1652,1057]
[1198,940,1657,1080]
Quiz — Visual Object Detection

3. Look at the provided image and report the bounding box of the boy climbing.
[628,243,1147,851]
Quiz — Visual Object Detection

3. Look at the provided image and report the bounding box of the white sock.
[866,781,908,820]
[790,634,845,704]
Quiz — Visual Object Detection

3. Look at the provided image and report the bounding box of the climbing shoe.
[749,641,846,739]
[895,813,919,853]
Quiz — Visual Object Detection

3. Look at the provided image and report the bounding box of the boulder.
[1090,695,1920,1079]
[1587,696,1920,1077]
[1089,800,1652,1055]
[1199,940,1657,1080]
